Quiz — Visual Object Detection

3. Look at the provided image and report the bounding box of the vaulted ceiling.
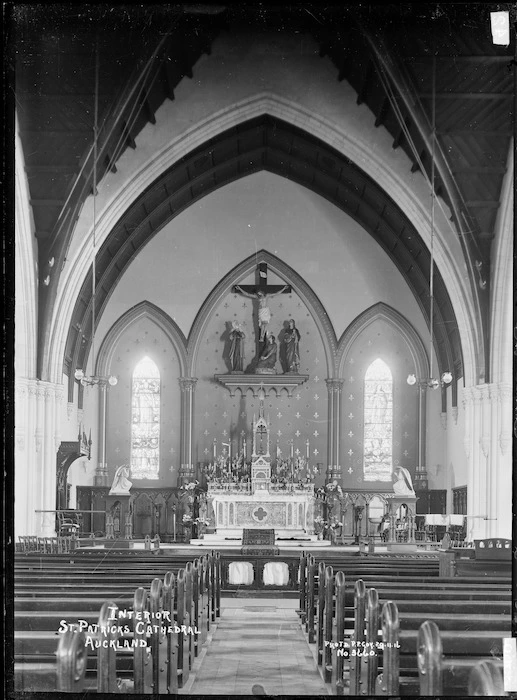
[12,4,515,387]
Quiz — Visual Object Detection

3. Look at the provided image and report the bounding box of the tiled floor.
[186,598,329,696]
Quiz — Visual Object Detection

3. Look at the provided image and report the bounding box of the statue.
[109,465,132,495]
[255,333,278,374]
[228,320,245,373]
[234,285,289,342]
[283,318,301,373]
[392,467,415,496]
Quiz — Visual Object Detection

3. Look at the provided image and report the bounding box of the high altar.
[203,387,317,541]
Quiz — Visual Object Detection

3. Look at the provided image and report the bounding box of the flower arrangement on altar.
[180,481,200,491]
[313,515,328,535]
[316,480,344,501]
[329,517,343,531]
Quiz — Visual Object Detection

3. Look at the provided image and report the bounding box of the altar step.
[190,533,331,548]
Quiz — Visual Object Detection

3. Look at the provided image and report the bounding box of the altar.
[206,485,315,539]
[201,383,317,542]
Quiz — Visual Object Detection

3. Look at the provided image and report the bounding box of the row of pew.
[13,551,221,693]
[299,552,511,696]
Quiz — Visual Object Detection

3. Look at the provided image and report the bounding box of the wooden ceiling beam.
[420,92,512,100]
[464,200,500,208]
[452,165,506,174]
[356,60,373,105]
[437,129,512,136]
[392,116,411,150]
[25,164,78,172]
[161,62,176,101]
[409,55,511,62]
[30,198,66,206]
[374,97,390,128]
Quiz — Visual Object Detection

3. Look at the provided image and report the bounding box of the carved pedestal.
[386,495,417,552]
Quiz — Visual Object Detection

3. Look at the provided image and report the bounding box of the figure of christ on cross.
[233,263,292,342]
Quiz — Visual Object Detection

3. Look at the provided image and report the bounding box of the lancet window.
[363,358,393,482]
[130,356,160,479]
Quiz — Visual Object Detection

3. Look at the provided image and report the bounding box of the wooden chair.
[57,512,80,537]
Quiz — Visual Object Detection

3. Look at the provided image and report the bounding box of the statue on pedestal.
[228,321,245,373]
[283,319,301,373]
[109,465,132,495]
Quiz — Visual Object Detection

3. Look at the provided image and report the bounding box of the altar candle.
[290,441,294,458]
[306,439,310,458]
[243,440,246,458]
[213,440,217,459]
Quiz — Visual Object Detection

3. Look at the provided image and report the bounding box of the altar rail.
[438,538,512,578]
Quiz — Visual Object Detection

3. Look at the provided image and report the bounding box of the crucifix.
[233,263,292,342]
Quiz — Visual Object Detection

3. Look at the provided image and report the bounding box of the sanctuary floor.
[183,597,329,696]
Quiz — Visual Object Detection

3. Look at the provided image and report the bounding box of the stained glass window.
[363,358,393,482]
[130,356,160,479]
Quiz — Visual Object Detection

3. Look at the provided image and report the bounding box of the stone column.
[14,379,30,537]
[325,379,344,482]
[178,377,197,486]
[463,383,511,541]
[490,382,512,538]
[94,383,109,486]
[23,380,64,536]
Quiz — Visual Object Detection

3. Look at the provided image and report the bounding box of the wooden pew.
[14,553,221,694]
[308,563,510,696]
[418,620,506,697]
[373,599,508,696]
[14,623,87,693]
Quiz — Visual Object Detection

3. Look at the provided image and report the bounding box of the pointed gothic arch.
[187,249,338,377]
[337,302,428,387]
[94,301,188,389]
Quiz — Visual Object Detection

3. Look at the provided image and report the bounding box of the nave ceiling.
[11,4,515,384]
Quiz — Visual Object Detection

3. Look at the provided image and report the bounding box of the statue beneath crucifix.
[255,333,278,374]
[283,318,301,373]
[228,321,246,373]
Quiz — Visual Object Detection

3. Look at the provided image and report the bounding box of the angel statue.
[392,467,415,496]
[109,465,132,495]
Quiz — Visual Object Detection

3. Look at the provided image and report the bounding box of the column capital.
[325,378,344,393]
[178,377,198,392]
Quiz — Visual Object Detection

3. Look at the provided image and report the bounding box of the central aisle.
[185,598,329,696]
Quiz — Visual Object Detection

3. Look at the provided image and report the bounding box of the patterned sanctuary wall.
[340,317,419,490]
[104,315,181,487]
[193,272,329,484]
